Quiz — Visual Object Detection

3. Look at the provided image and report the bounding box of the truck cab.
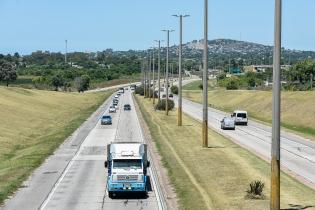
[104,142,150,197]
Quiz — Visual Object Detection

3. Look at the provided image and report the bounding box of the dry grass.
[135,95,315,210]
[0,87,112,204]
[182,89,315,140]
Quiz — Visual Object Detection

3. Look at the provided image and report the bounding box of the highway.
[170,81,315,188]
[2,89,165,210]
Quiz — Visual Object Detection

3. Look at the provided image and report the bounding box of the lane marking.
[39,96,114,210]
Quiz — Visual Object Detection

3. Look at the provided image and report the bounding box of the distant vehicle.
[169,94,173,98]
[114,95,119,99]
[113,100,118,107]
[220,117,235,130]
[162,94,166,99]
[231,110,248,125]
[104,143,150,197]
[101,115,112,125]
[130,85,136,91]
[124,104,131,111]
[118,87,124,94]
[109,106,116,113]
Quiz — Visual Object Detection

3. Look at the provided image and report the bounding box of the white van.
[231,110,248,125]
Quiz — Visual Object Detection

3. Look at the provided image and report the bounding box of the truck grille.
[117,175,138,181]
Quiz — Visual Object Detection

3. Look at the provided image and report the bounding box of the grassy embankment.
[135,95,315,210]
[0,87,112,204]
[183,80,315,140]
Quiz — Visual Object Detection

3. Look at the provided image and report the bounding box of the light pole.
[141,60,144,87]
[148,50,152,100]
[202,0,208,148]
[154,40,163,103]
[152,47,156,105]
[271,0,281,209]
[65,40,68,63]
[173,14,189,126]
[162,29,174,115]
[144,59,147,98]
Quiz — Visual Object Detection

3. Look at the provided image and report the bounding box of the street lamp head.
[162,29,174,32]
[172,14,190,18]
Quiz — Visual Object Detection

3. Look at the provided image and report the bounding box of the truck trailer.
[104,142,150,197]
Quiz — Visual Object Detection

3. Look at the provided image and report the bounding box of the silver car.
[220,117,235,130]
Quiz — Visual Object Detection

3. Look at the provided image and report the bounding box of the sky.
[0,0,315,55]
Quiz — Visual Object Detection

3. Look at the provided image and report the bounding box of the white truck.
[104,142,150,197]
[231,110,248,125]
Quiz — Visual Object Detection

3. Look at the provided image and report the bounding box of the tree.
[74,75,90,92]
[171,85,178,94]
[226,76,240,90]
[0,60,17,86]
[51,74,64,91]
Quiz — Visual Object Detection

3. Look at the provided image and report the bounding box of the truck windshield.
[113,159,142,169]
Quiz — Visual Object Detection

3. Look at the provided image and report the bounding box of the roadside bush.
[245,180,265,199]
[135,86,144,95]
[155,99,174,111]
[226,77,240,90]
[171,85,178,94]
[198,84,203,90]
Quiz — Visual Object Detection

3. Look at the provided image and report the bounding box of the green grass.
[182,89,315,140]
[135,95,315,210]
[0,76,35,89]
[0,87,112,204]
[90,76,140,89]
[183,79,217,91]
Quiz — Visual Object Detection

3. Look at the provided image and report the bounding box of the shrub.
[246,180,265,199]
[198,84,203,90]
[135,86,144,95]
[226,77,240,90]
[171,85,178,94]
[155,99,175,111]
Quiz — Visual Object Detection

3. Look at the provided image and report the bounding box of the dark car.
[124,104,131,111]
[101,115,112,125]
[169,94,174,98]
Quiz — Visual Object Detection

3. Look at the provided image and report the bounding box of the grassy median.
[182,81,315,140]
[0,87,112,204]
[135,95,315,210]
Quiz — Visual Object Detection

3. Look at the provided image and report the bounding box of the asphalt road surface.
[2,89,164,210]
[168,79,315,187]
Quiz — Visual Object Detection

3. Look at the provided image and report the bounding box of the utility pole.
[271,0,281,209]
[152,47,156,105]
[65,40,68,63]
[144,60,147,98]
[162,29,174,115]
[154,40,162,102]
[171,62,174,87]
[202,0,208,148]
[141,60,144,87]
[173,14,189,126]
[311,73,313,90]
[148,51,151,100]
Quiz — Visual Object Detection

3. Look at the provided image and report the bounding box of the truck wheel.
[108,191,114,198]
